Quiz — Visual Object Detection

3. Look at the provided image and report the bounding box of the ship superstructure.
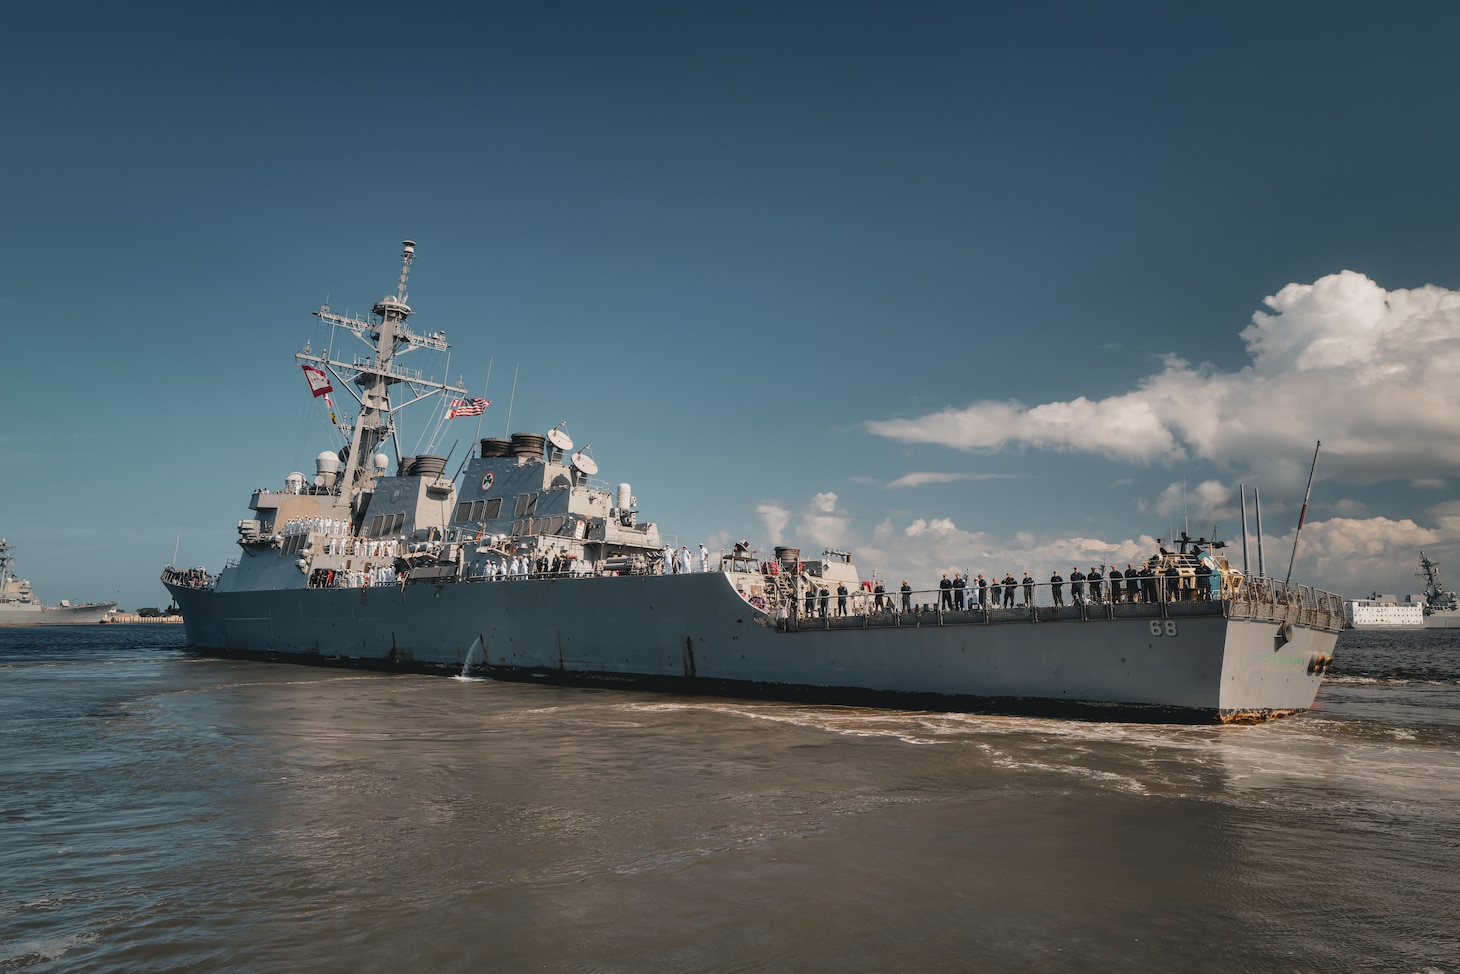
[163,242,1346,723]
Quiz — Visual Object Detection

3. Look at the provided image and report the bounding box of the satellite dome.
[373,296,411,316]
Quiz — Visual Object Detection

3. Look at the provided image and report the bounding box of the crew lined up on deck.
[799,555,1217,616]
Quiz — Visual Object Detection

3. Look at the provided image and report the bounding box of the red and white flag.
[301,364,333,398]
[447,397,490,419]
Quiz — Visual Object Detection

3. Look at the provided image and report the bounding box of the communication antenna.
[1239,484,1249,574]
[570,447,598,476]
[1255,487,1265,577]
[397,240,415,302]
[502,363,519,437]
[1284,440,1321,585]
[472,358,493,453]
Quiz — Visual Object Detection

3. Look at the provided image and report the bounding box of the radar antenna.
[397,240,415,303]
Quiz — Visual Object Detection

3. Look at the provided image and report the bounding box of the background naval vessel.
[1344,552,1460,629]
[1,538,116,625]
[1416,551,1460,628]
[163,242,1345,723]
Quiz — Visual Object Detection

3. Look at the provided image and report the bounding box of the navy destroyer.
[1417,551,1460,628]
[1,538,116,625]
[163,242,1345,722]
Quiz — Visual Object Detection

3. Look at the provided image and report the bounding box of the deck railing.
[767,574,1345,634]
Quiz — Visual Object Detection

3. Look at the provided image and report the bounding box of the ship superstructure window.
[514,493,538,518]
[455,497,503,523]
[368,512,406,537]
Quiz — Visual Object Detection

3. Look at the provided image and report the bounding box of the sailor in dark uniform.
[1022,572,1034,606]
[1125,564,1140,602]
[978,573,988,609]
[1049,570,1064,606]
[1140,564,1157,603]
[1002,572,1017,607]
[1070,567,1085,605]
[939,573,953,610]
[1088,568,1103,603]
[900,580,912,612]
[1108,565,1122,603]
[1194,554,1212,600]
[953,572,967,610]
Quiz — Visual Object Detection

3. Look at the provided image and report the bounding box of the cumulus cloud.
[758,493,853,551]
[865,271,1460,487]
[756,503,790,545]
[1154,479,1234,524]
[767,493,1164,589]
[754,494,1460,596]
[1289,516,1448,591]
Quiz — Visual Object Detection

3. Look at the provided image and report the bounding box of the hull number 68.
[1149,620,1179,637]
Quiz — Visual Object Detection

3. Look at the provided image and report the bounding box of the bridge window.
[456,497,503,522]
[368,512,405,537]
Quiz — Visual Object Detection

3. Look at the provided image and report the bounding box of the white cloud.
[756,503,790,544]
[1154,479,1234,524]
[760,492,851,551]
[754,494,1460,597]
[1288,516,1449,592]
[885,471,1028,489]
[1413,477,1447,489]
[865,271,1460,488]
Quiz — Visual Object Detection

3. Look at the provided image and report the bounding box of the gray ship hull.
[166,572,1337,721]
[0,602,116,626]
[1424,612,1460,629]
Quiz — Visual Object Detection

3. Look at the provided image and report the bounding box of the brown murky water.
[2,625,1457,972]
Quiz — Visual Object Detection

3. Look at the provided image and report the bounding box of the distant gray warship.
[163,242,1345,723]
[1417,551,1460,629]
[1,538,116,625]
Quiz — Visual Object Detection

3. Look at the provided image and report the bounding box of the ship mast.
[296,241,467,522]
[1419,551,1443,602]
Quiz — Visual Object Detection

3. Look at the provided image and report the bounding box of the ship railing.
[161,565,218,591]
[773,576,1222,630]
[770,575,1346,633]
[340,352,431,386]
[1222,575,1345,632]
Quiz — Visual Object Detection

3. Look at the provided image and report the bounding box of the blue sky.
[5,1,1460,610]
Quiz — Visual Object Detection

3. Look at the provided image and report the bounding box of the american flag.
[447,397,490,419]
